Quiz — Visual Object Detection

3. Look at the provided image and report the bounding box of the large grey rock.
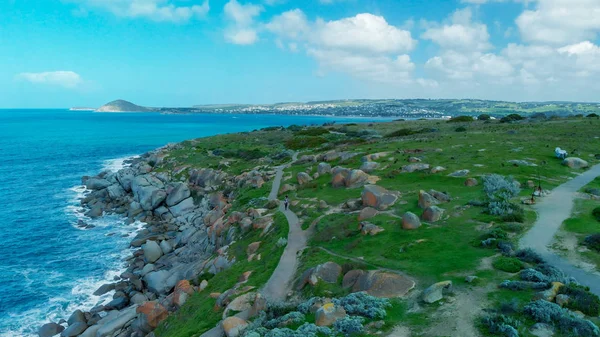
[402,163,430,173]
[131,175,167,211]
[144,270,179,295]
[38,323,64,337]
[360,161,380,173]
[166,182,191,207]
[116,167,136,192]
[106,184,126,199]
[160,240,173,255]
[562,157,589,169]
[168,197,195,217]
[60,322,87,337]
[361,185,398,210]
[95,306,138,337]
[422,206,445,222]
[142,240,163,263]
[315,303,346,327]
[104,296,129,311]
[418,190,438,209]
[313,262,342,283]
[77,325,100,337]
[85,178,112,190]
[317,162,332,175]
[402,212,421,230]
[297,172,312,185]
[448,170,470,177]
[67,310,86,326]
[422,281,452,303]
[352,270,415,298]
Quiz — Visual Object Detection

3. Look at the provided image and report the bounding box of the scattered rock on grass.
[421,206,445,222]
[297,172,312,185]
[361,185,399,210]
[431,166,446,174]
[402,212,421,230]
[359,221,385,236]
[402,163,430,173]
[422,281,452,303]
[358,207,379,221]
[352,270,415,298]
[465,178,478,187]
[448,170,470,177]
[562,157,589,169]
[418,190,438,209]
[222,316,248,337]
[318,162,332,175]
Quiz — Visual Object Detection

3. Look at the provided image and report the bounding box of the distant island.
[81,99,600,118]
[95,99,154,113]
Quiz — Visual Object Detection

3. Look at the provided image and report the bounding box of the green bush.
[493,257,524,273]
[385,128,416,137]
[447,115,474,123]
[478,114,491,121]
[500,114,525,123]
[295,127,330,136]
[593,206,600,221]
[287,124,303,131]
[584,234,600,252]
[501,206,525,223]
[285,136,327,150]
[558,283,600,316]
[455,126,467,132]
[587,113,599,118]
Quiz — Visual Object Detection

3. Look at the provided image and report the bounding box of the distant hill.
[95,100,154,113]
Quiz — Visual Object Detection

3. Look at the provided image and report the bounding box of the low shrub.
[501,206,525,223]
[520,268,548,283]
[264,311,306,329]
[295,127,330,136]
[493,257,524,273]
[483,174,521,217]
[499,223,524,233]
[481,314,520,337]
[524,300,600,336]
[384,128,416,137]
[498,241,515,256]
[285,136,327,150]
[455,126,467,132]
[534,264,569,283]
[478,114,491,121]
[558,283,600,316]
[287,124,303,131]
[587,113,599,118]
[447,115,474,123]
[584,233,600,252]
[500,114,525,123]
[332,292,391,319]
[515,249,544,264]
[593,207,600,221]
[480,228,509,241]
[261,126,283,131]
[333,316,365,337]
[499,299,521,315]
[500,280,549,291]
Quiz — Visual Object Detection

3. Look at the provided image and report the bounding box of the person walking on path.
[284,195,289,211]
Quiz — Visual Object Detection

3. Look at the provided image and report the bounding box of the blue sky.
[2,0,600,108]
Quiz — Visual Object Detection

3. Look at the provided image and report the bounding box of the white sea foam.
[101,155,138,173]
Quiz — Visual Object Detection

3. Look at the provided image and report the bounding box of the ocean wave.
[101,155,138,173]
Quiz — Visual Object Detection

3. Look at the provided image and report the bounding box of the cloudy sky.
[2,0,600,108]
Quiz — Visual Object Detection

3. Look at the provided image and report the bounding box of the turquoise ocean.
[0,109,387,336]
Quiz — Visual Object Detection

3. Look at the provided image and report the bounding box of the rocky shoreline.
[39,143,270,337]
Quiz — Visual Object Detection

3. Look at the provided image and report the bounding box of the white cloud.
[16,71,84,89]
[516,0,600,45]
[314,14,417,54]
[225,28,259,45]
[264,9,309,39]
[308,49,415,84]
[72,0,210,22]
[223,0,263,45]
[266,10,417,85]
[422,8,491,51]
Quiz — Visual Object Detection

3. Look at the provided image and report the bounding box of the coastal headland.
[41,114,600,337]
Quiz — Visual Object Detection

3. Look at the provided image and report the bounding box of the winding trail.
[261,151,312,301]
[520,163,600,296]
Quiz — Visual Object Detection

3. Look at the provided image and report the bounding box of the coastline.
[39,144,223,337]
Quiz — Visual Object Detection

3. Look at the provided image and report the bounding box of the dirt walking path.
[520,163,600,295]
[261,152,313,301]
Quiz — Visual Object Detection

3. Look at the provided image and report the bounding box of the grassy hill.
[144,114,600,337]
[95,99,155,112]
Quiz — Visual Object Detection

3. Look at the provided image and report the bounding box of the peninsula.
[42,113,600,337]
